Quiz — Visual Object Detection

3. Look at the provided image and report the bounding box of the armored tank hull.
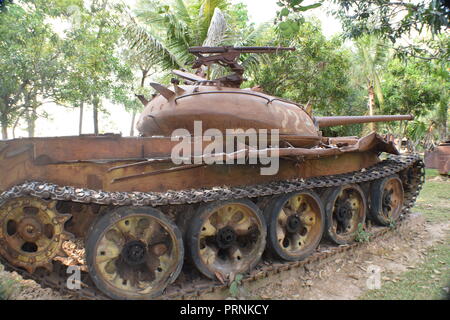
[0,133,424,300]
[0,46,425,300]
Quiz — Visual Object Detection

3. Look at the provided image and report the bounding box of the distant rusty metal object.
[424,141,450,175]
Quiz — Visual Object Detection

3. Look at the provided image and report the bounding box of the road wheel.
[187,199,266,280]
[370,175,404,226]
[264,191,325,261]
[322,184,367,245]
[85,206,184,300]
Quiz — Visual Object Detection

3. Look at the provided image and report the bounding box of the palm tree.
[124,0,228,71]
[124,0,269,79]
[354,35,389,131]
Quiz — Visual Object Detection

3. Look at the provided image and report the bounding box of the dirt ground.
[0,212,448,300]
[253,212,449,300]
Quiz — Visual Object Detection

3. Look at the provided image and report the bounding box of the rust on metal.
[135,94,149,106]
[424,141,450,175]
[111,163,208,183]
[150,82,176,101]
[188,46,295,87]
[0,197,72,273]
[174,90,273,104]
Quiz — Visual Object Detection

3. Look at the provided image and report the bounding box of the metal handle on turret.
[315,115,414,128]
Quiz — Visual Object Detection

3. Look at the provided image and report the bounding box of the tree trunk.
[438,98,448,141]
[12,118,20,139]
[93,97,99,135]
[0,99,9,139]
[79,102,84,135]
[130,110,137,136]
[129,69,148,137]
[26,107,37,138]
[367,83,376,132]
[1,124,7,140]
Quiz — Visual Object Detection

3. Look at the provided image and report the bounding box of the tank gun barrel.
[316,115,414,128]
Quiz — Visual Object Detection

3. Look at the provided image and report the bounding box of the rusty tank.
[0,46,425,300]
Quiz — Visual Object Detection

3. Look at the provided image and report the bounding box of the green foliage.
[331,0,449,62]
[387,217,397,229]
[278,1,449,62]
[129,0,234,72]
[0,0,65,138]
[0,0,13,11]
[382,60,441,117]
[229,273,243,298]
[275,0,322,37]
[355,223,372,243]
[377,58,444,147]
[354,35,389,104]
[56,0,135,134]
[246,20,366,136]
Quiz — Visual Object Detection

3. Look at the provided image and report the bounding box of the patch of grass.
[424,169,441,179]
[412,170,450,223]
[360,239,450,300]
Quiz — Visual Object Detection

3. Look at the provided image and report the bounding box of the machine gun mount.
[188,46,295,87]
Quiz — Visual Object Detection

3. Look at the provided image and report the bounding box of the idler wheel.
[370,175,404,226]
[264,191,325,261]
[321,184,367,245]
[85,206,184,300]
[0,197,72,273]
[187,199,266,280]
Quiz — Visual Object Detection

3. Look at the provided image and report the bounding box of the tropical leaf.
[354,35,390,109]
[124,15,184,70]
[198,0,228,42]
[203,7,226,47]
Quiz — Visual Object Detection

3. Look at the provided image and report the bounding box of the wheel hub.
[17,217,42,242]
[286,215,301,234]
[216,226,237,249]
[383,192,392,209]
[121,240,147,266]
[336,201,353,224]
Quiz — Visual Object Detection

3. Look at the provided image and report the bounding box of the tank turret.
[137,46,414,149]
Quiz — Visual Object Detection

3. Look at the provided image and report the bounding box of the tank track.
[0,154,425,300]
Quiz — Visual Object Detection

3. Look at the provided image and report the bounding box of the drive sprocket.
[0,196,73,273]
